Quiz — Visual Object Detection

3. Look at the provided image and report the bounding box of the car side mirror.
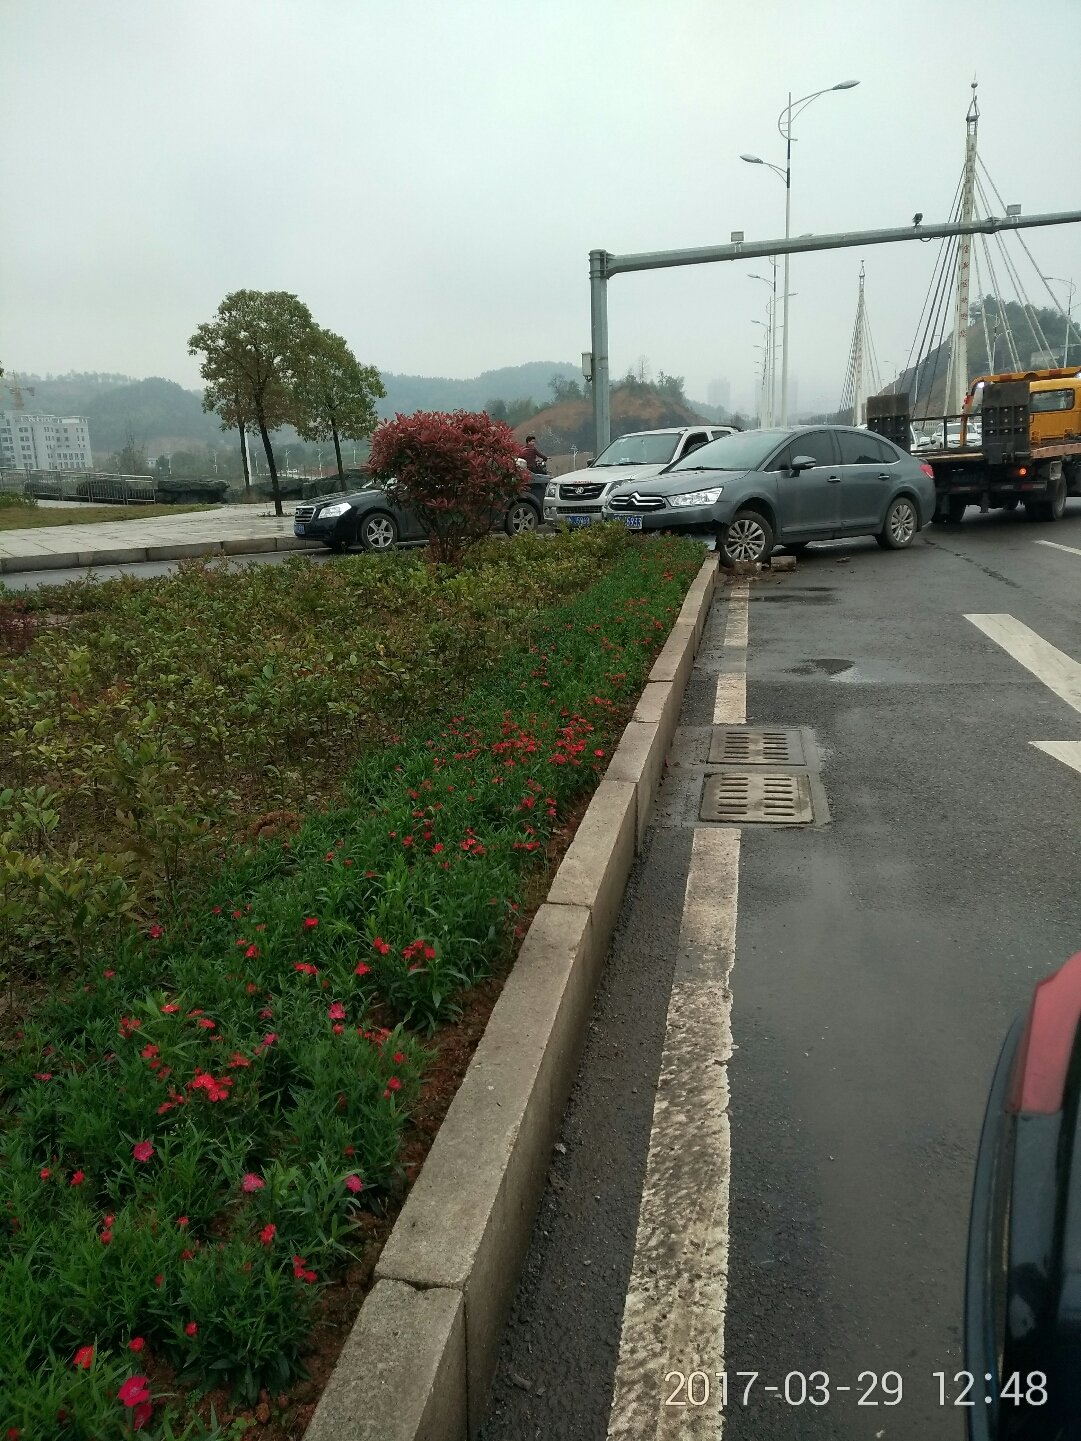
[586,458,595,466]
[790,455,817,473]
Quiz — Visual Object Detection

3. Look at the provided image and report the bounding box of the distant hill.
[8,362,586,456]
[514,380,712,454]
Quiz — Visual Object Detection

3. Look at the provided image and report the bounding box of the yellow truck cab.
[1028,376,1081,448]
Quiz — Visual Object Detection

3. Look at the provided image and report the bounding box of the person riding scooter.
[521,435,548,475]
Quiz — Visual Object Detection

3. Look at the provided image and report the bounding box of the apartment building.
[0,411,94,470]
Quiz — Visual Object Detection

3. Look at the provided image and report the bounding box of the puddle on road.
[785,657,923,684]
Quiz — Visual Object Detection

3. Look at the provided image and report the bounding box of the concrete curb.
[0,534,321,575]
[303,554,719,1441]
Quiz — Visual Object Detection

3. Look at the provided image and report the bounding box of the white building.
[0,411,94,471]
[707,377,731,410]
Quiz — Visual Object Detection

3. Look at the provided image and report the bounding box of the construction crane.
[2,374,36,411]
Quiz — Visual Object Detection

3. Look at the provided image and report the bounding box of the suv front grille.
[294,505,317,522]
[607,493,667,512]
[558,481,605,501]
[555,503,602,514]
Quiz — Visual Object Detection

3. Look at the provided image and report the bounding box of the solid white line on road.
[714,582,749,726]
[606,828,740,1440]
[965,613,1081,716]
[608,583,749,1439]
[1035,540,1081,559]
[1032,741,1081,776]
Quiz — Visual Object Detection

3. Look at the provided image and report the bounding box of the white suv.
[542,425,736,528]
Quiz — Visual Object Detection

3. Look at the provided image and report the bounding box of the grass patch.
[0,502,218,531]
[0,529,705,1437]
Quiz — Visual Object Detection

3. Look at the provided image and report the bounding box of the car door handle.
[877,471,891,480]
[827,475,841,483]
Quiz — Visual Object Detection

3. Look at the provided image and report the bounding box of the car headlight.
[668,487,723,507]
[318,501,352,518]
[544,482,557,499]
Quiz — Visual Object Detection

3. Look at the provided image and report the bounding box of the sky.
[3,0,1080,416]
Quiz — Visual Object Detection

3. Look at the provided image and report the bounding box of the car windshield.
[593,433,680,466]
[668,429,789,472]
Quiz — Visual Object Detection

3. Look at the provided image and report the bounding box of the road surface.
[480,507,1081,1440]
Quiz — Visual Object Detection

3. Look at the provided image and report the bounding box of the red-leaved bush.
[368,410,529,563]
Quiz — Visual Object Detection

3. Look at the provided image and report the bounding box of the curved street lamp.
[741,80,859,424]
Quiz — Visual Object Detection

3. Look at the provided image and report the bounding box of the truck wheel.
[1028,476,1066,523]
[876,496,918,549]
[947,497,967,525]
[718,509,774,567]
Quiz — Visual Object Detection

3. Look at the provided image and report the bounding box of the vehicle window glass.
[681,432,709,455]
[785,430,837,468]
[837,431,888,464]
[1030,388,1075,413]
[668,428,791,472]
[593,432,681,465]
[871,434,902,462]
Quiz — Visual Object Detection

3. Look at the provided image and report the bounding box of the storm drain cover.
[708,727,805,766]
[700,770,814,825]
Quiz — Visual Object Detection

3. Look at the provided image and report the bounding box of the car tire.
[878,495,919,550]
[504,500,539,537]
[358,512,399,552]
[947,497,967,525]
[718,509,774,567]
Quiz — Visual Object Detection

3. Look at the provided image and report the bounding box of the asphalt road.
[480,505,1081,1440]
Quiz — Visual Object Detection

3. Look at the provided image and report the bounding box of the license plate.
[567,515,592,528]
[293,522,306,535]
[623,516,643,530]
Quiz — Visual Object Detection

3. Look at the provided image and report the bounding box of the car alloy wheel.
[887,497,917,547]
[360,513,398,551]
[721,511,772,565]
[505,501,539,536]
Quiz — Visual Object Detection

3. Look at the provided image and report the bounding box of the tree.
[189,289,318,516]
[549,375,583,403]
[114,422,150,475]
[656,371,686,401]
[292,328,385,481]
[368,410,527,564]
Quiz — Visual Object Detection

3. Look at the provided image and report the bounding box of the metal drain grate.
[700,770,814,825]
[708,727,805,766]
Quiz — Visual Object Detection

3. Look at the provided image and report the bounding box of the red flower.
[303,917,319,929]
[259,1223,277,1245]
[100,1229,113,1245]
[393,1050,406,1064]
[154,1273,164,1288]
[161,1003,179,1014]
[332,1023,344,1035]
[195,1018,216,1030]
[228,1052,251,1068]
[103,969,115,979]
[132,1402,153,1431]
[245,945,259,959]
[39,1168,51,1181]
[184,1321,198,1337]
[181,1248,195,1261]
[73,1345,95,1369]
[212,905,222,914]
[387,1076,402,1092]
[354,962,371,977]
[141,1043,160,1059]
[119,1016,142,1037]
[241,1173,264,1193]
[345,1174,364,1194]
[128,1336,145,1352]
[327,1002,346,1021]
[294,961,318,976]
[33,1072,53,1081]
[177,1216,189,1228]
[432,843,444,854]
[70,1170,85,1186]
[148,924,163,940]
[132,1141,154,1163]
[372,936,392,956]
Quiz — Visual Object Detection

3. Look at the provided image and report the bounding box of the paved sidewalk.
[0,504,320,575]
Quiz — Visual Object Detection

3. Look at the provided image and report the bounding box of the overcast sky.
[3,0,1079,414]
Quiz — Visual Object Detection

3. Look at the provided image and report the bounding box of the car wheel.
[358,511,398,551]
[718,509,774,567]
[877,495,918,550]
[505,500,539,537]
[947,496,967,525]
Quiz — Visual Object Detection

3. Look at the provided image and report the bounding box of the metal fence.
[0,470,158,503]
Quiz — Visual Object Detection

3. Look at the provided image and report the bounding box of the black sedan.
[601,424,937,566]
[965,950,1081,1439]
[293,474,549,552]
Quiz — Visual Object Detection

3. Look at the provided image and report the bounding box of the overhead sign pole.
[588,207,1081,455]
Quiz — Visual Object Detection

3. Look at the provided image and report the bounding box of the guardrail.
[0,471,159,503]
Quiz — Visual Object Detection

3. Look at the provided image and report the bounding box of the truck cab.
[1028,377,1081,448]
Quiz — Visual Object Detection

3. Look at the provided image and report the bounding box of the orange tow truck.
[867,367,1081,524]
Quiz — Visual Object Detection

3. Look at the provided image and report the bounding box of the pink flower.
[195,1018,215,1030]
[118,1374,151,1409]
[303,917,319,929]
[177,1216,189,1228]
[103,969,115,979]
[128,1337,145,1352]
[354,962,371,977]
[184,1321,198,1337]
[345,1174,364,1194]
[132,1141,154,1163]
[70,1170,85,1186]
[33,1073,53,1082]
[327,1002,346,1021]
[73,1345,94,1369]
[241,1173,264,1193]
[148,924,164,940]
[259,1223,276,1245]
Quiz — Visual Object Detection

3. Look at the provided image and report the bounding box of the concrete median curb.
[303,553,718,1441]
[0,535,323,575]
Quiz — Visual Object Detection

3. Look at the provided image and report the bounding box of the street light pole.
[1048,276,1077,366]
[743,79,859,426]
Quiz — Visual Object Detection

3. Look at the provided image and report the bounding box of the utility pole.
[852,262,867,426]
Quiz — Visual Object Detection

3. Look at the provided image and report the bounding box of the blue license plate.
[623,516,643,530]
[293,522,306,536]
[567,515,592,528]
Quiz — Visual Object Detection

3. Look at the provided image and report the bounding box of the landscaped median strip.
[305,553,718,1441]
[0,534,319,574]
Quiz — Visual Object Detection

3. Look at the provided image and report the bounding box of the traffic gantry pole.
[587,208,1081,457]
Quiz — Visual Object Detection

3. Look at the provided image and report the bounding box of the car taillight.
[920,463,934,479]
[1016,466,1028,478]
[1006,951,1081,1115]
